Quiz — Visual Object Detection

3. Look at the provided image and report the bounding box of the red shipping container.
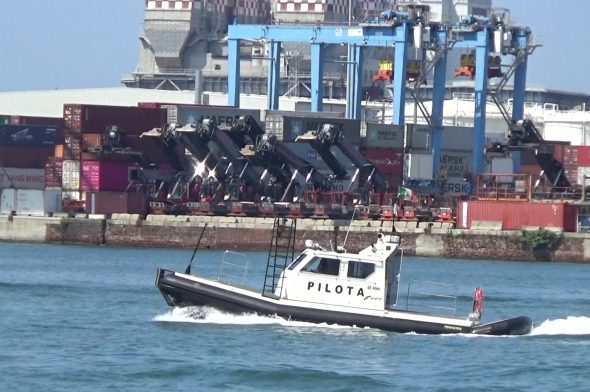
[44,157,63,187]
[81,134,103,149]
[80,161,139,192]
[457,200,577,232]
[0,146,54,168]
[85,191,148,215]
[361,147,404,175]
[63,104,166,136]
[575,145,590,166]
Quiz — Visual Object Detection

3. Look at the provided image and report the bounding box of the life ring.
[472,287,484,315]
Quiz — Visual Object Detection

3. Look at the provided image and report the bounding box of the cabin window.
[287,253,307,270]
[347,261,375,279]
[301,257,340,276]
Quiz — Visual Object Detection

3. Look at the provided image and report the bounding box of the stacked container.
[563,146,579,186]
[575,146,590,186]
[59,103,168,203]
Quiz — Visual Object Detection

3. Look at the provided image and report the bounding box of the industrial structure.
[3,0,590,233]
[225,6,534,185]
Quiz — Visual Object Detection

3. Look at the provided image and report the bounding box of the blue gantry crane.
[225,6,534,188]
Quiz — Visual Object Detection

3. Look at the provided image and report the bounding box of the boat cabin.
[275,233,403,311]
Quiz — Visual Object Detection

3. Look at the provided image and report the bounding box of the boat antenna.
[342,203,358,249]
[185,223,208,274]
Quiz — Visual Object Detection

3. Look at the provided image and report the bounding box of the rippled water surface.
[1,242,589,391]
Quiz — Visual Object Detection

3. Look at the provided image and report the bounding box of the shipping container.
[0,124,57,147]
[439,150,473,178]
[81,161,139,192]
[54,144,64,159]
[457,200,577,231]
[443,177,473,195]
[0,188,16,213]
[563,146,578,166]
[62,160,80,191]
[0,146,54,168]
[264,110,360,143]
[283,142,356,172]
[176,105,261,127]
[64,132,82,160]
[44,157,63,188]
[0,188,62,216]
[81,134,103,149]
[85,191,148,215]
[363,123,404,148]
[0,167,45,189]
[63,104,166,136]
[361,147,404,175]
[405,153,433,180]
[9,115,64,128]
[575,145,590,166]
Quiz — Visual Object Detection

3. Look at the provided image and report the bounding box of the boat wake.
[153,306,362,330]
[530,316,590,336]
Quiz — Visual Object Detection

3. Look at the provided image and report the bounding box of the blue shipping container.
[0,125,57,146]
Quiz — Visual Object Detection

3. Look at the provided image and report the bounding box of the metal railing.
[217,250,250,286]
[405,280,458,316]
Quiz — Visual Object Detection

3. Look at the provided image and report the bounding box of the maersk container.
[62,160,80,191]
[0,167,45,189]
[176,105,261,128]
[63,104,166,136]
[457,200,577,231]
[408,125,479,151]
[439,150,473,178]
[364,123,404,149]
[0,124,57,146]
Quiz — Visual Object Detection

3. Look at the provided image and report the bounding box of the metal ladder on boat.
[262,218,296,298]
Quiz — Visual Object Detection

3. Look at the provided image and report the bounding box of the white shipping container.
[62,160,80,191]
[0,167,45,189]
[1,188,16,214]
[44,189,63,214]
[10,189,63,216]
[15,189,45,215]
[405,154,433,180]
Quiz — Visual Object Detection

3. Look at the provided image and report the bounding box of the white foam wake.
[153,306,360,330]
[530,316,590,336]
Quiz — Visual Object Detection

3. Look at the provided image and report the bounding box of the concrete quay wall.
[0,213,588,262]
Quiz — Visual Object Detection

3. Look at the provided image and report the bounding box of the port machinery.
[226,5,536,187]
[140,115,406,220]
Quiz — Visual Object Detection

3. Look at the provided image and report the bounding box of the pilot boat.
[155,219,532,335]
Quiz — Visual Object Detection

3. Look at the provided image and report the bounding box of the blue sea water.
[1,242,589,391]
